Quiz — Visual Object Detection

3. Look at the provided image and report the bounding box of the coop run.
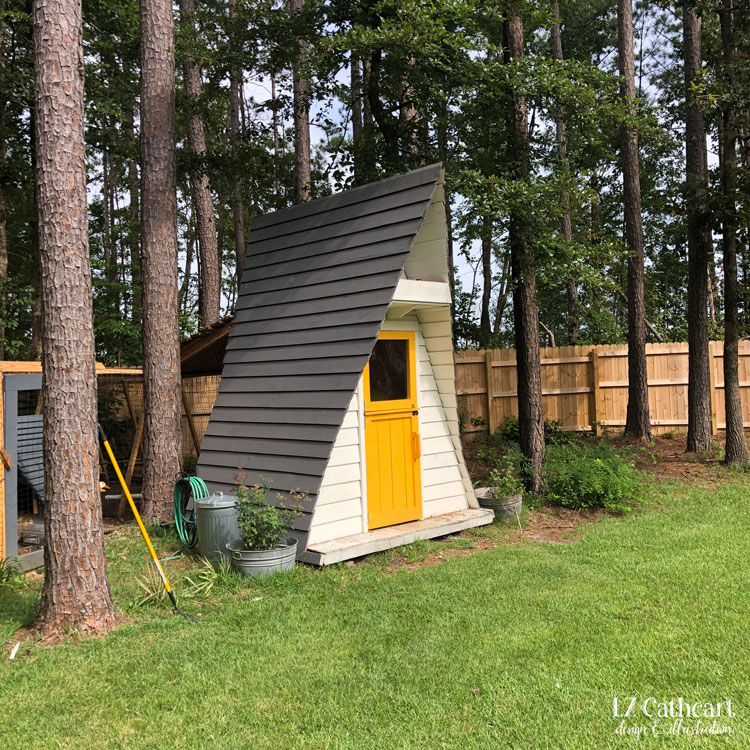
[0,363,142,568]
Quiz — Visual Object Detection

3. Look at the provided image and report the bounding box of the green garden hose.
[173,476,209,550]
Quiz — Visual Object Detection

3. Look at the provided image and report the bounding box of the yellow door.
[363,331,422,529]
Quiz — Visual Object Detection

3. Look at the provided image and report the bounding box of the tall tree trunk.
[398,62,419,161]
[551,0,578,345]
[27,77,42,358]
[351,54,364,182]
[683,2,713,453]
[719,1,748,464]
[0,181,6,359]
[32,0,117,636]
[179,0,220,326]
[270,71,281,196]
[493,251,511,335]
[228,0,245,281]
[0,0,6,358]
[179,200,195,315]
[126,103,141,325]
[140,0,182,520]
[435,105,455,297]
[361,54,377,182]
[480,215,492,335]
[505,10,545,492]
[618,0,652,442]
[290,0,311,201]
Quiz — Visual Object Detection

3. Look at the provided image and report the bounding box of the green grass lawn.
[1,474,748,749]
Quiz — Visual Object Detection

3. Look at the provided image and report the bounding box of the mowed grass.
[1,476,749,749]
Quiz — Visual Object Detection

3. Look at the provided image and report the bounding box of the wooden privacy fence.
[456,341,750,437]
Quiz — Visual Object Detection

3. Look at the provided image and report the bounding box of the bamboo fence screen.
[456,341,750,437]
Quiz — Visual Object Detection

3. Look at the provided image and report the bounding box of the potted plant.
[225,474,304,578]
[476,466,523,520]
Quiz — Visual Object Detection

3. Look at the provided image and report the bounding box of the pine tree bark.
[480,215,492,336]
[126,103,142,325]
[618,0,652,442]
[0,1,7,359]
[140,0,182,520]
[228,0,245,281]
[179,0,220,326]
[0,179,6,361]
[32,0,117,636]
[505,10,545,492]
[290,0,311,202]
[398,62,419,161]
[27,85,42,358]
[683,2,712,453]
[718,1,748,464]
[551,0,578,345]
[351,54,364,183]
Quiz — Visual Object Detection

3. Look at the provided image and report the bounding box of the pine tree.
[140,0,182,519]
[619,0,652,442]
[33,0,117,636]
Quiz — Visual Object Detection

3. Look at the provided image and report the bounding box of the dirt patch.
[367,505,607,574]
[607,432,734,488]
[518,506,605,543]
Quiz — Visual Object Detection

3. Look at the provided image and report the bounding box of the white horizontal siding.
[315,480,361,505]
[309,391,365,545]
[311,498,362,526]
[308,516,363,545]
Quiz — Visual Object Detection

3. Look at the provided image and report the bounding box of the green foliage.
[544,441,643,512]
[133,566,169,607]
[0,558,27,591]
[183,557,243,599]
[485,465,523,499]
[496,415,520,442]
[234,473,303,551]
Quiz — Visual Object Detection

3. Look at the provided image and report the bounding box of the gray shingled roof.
[197,164,442,551]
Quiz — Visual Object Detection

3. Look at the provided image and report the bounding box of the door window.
[368,339,408,402]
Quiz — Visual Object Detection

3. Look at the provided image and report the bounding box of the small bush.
[0,557,27,590]
[497,416,520,442]
[544,442,643,512]
[234,473,304,551]
[475,434,523,473]
[184,557,243,599]
[484,465,523,498]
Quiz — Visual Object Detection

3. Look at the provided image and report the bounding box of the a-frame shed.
[197,164,492,564]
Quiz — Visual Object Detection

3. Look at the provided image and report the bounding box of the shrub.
[234,473,304,551]
[0,557,27,590]
[485,465,523,498]
[497,415,520,442]
[475,433,523,472]
[544,442,643,512]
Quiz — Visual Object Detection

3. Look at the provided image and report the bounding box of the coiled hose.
[173,476,209,550]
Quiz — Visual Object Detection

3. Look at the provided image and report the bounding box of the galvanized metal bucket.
[475,487,522,521]
[226,537,298,578]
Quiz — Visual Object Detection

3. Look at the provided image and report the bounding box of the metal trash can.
[194,492,241,562]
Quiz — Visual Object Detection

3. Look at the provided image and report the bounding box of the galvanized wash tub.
[475,487,522,520]
[226,537,298,577]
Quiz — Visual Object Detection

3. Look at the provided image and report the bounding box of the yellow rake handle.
[98,424,173,596]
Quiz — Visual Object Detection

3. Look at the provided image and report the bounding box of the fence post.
[709,340,718,436]
[591,347,601,435]
[484,350,497,435]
